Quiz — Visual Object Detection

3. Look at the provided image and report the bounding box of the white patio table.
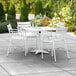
[22,26,56,55]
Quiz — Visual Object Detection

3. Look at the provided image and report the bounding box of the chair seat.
[43,40,53,43]
[26,32,37,37]
[43,37,64,43]
[11,36,24,39]
[18,32,37,37]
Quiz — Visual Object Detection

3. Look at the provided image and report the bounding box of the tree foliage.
[69,0,76,25]
[0,0,76,25]
[7,2,16,20]
[20,0,28,21]
[0,3,5,22]
[35,0,43,16]
[44,0,52,18]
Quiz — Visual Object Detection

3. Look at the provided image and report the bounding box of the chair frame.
[42,27,70,62]
[7,24,25,56]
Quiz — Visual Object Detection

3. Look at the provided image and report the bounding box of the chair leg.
[36,37,38,49]
[53,41,56,62]
[25,38,28,56]
[7,38,12,56]
[64,40,70,59]
[41,41,43,59]
[24,39,26,56]
[41,52,43,59]
[51,48,54,57]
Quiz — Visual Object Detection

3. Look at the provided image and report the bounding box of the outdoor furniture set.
[7,22,70,62]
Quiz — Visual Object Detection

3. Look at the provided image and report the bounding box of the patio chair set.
[7,22,70,62]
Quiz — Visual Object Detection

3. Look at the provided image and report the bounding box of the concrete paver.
[0,66,10,76]
[11,71,72,76]
[0,33,76,76]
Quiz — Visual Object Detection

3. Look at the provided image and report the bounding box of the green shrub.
[0,21,10,33]
[35,0,43,16]
[0,3,5,22]
[0,20,17,33]
[10,20,17,29]
[32,14,42,26]
[41,16,50,26]
[74,31,76,35]
[20,0,28,21]
[7,2,16,21]
[67,26,76,32]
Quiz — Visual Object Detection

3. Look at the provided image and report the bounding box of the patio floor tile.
[0,33,76,76]
[53,62,76,71]
[0,66,10,76]
[0,52,40,63]
[1,62,62,75]
[11,71,72,76]
[68,70,76,76]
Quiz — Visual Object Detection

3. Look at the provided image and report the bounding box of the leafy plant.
[32,14,50,26]
[20,0,28,21]
[32,14,42,26]
[41,16,50,26]
[67,26,76,32]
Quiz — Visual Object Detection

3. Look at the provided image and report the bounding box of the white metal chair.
[17,22,38,56]
[41,27,70,62]
[7,24,25,56]
[23,27,38,56]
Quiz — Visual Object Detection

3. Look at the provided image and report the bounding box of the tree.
[69,0,76,25]
[0,3,5,22]
[0,0,10,13]
[7,2,16,20]
[35,0,43,16]
[20,0,28,21]
[44,0,52,18]
[52,0,68,17]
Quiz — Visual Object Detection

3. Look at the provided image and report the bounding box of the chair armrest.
[11,29,18,31]
[10,29,18,33]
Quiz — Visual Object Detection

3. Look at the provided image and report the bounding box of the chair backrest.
[56,27,68,33]
[41,30,52,41]
[57,22,65,27]
[7,24,12,33]
[17,22,31,30]
[55,27,68,40]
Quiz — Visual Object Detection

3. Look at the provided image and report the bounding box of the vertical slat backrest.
[17,22,31,29]
[57,22,65,27]
[7,24,12,33]
[56,22,66,34]
[55,27,68,39]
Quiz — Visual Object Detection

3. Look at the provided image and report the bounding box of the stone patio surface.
[0,33,76,76]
